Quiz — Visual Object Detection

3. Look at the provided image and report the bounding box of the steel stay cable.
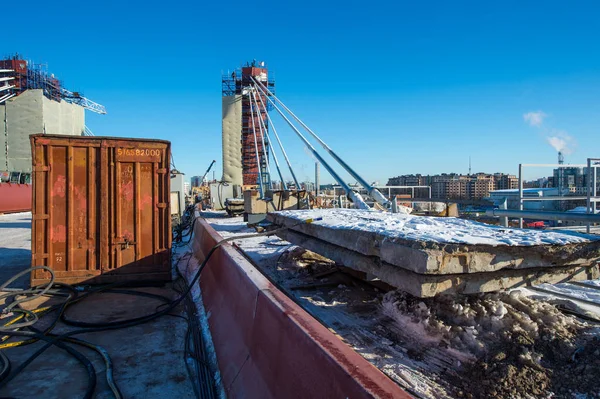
[251,79,355,195]
[251,77,379,197]
[249,93,265,197]
[252,85,287,189]
[250,88,273,190]
[258,89,299,189]
[250,76,382,209]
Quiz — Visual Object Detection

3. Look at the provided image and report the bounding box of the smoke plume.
[546,132,575,155]
[523,111,576,155]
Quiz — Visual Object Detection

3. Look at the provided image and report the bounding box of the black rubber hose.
[0,240,222,389]
[0,330,97,399]
[60,288,172,329]
[1,225,291,395]
[53,335,122,399]
[0,351,10,382]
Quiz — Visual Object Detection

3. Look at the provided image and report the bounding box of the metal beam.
[0,93,16,105]
[0,77,15,83]
[61,88,107,114]
[253,80,369,209]
[486,208,600,223]
[252,77,374,209]
[521,196,596,201]
[520,164,588,168]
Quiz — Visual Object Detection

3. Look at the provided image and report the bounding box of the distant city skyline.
[6,1,600,184]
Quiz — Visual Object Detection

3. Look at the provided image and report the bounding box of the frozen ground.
[276,208,600,246]
[0,212,197,398]
[0,212,33,288]
[204,211,600,399]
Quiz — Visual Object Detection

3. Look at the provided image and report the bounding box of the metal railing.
[333,185,432,208]
[518,161,599,228]
[586,158,600,233]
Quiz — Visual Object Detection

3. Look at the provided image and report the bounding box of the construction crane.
[0,57,107,113]
[61,89,107,114]
[201,160,216,185]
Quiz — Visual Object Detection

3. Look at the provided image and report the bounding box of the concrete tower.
[221,61,275,187]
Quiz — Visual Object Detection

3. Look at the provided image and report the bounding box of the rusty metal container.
[30,135,172,286]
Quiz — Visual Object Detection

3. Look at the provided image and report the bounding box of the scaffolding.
[0,55,106,113]
[222,61,276,187]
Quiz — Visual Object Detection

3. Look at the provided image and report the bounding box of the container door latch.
[115,237,136,250]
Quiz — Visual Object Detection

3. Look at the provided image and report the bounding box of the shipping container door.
[109,143,170,275]
[32,140,102,283]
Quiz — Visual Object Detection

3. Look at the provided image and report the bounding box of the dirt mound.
[382,290,600,398]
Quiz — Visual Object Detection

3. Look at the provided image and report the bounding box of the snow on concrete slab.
[275,209,599,246]
[269,209,600,276]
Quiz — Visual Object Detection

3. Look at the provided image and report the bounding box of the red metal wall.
[0,184,32,213]
[241,67,269,186]
[192,219,411,399]
[30,135,172,286]
[0,59,27,90]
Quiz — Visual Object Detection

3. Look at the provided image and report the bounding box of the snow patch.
[275,208,599,246]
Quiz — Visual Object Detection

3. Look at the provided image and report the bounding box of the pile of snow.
[275,209,599,246]
[381,290,581,356]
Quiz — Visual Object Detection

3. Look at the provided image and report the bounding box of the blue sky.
[5,1,600,183]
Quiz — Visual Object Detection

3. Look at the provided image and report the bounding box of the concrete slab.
[268,209,600,275]
[278,228,600,297]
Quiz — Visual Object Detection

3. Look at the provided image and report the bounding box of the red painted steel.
[241,67,267,77]
[241,67,269,186]
[30,135,172,286]
[0,59,27,90]
[0,184,32,213]
[192,219,411,399]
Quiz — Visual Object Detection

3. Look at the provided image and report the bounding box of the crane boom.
[61,89,107,114]
[201,160,216,184]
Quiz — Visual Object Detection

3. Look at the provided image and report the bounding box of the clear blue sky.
[6,1,600,183]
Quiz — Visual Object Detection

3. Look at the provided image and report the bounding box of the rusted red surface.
[30,135,172,286]
[193,218,412,399]
[241,66,269,186]
[0,184,31,213]
[0,59,27,90]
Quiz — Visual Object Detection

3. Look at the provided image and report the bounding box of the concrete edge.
[278,228,600,297]
[193,218,411,399]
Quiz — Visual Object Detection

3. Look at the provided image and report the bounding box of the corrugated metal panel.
[30,134,172,285]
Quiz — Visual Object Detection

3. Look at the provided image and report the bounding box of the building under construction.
[0,55,106,213]
[0,55,106,174]
[221,61,275,187]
